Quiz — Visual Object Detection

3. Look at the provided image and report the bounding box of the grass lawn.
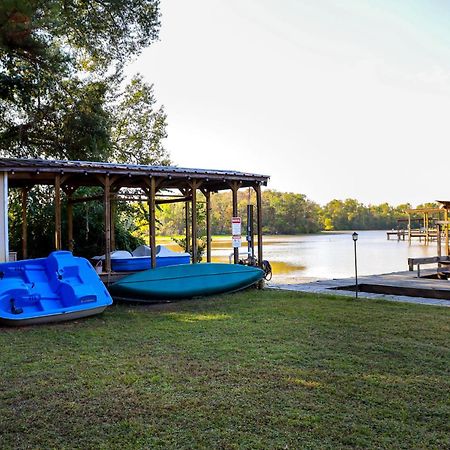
[1,290,449,449]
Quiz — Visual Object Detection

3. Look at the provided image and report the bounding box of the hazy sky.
[128,0,450,206]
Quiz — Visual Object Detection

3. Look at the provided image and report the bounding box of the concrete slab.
[267,269,450,307]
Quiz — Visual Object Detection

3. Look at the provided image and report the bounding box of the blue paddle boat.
[93,245,191,272]
[0,251,113,326]
[109,263,264,301]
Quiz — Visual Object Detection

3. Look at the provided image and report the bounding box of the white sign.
[232,235,242,248]
[231,217,241,235]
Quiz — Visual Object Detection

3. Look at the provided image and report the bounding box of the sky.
[127,0,450,206]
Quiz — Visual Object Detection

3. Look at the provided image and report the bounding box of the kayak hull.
[109,263,264,301]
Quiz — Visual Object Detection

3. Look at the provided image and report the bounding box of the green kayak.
[108,263,264,301]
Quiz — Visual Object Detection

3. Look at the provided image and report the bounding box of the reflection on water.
[160,231,441,283]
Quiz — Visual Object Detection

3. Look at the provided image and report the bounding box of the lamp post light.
[352,232,359,298]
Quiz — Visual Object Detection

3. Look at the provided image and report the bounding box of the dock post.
[437,225,442,272]
[408,213,411,244]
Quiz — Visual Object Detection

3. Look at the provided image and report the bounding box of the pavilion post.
[110,188,117,252]
[185,201,191,254]
[255,183,263,267]
[104,174,111,273]
[0,172,8,262]
[205,190,212,262]
[148,177,157,269]
[191,181,198,263]
[21,187,28,259]
[67,194,74,252]
[231,182,239,264]
[54,174,62,250]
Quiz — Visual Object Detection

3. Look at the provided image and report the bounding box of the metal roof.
[0,158,269,191]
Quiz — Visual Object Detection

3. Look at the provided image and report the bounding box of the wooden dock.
[386,229,441,241]
[271,269,450,306]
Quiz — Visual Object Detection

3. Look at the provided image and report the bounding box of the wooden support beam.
[110,190,117,252]
[408,213,411,244]
[54,174,62,250]
[185,201,191,254]
[68,193,192,205]
[67,193,74,252]
[104,175,111,273]
[191,182,198,263]
[94,173,121,187]
[68,194,103,204]
[437,224,442,259]
[148,177,157,269]
[0,173,8,262]
[255,183,263,267]
[156,196,193,205]
[21,188,28,259]
[446,209,449,257]
[205,190,212,263]
[231,182,239,264]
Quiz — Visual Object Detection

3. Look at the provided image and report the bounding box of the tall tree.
[0,0,161,160]
[112,75,169,165]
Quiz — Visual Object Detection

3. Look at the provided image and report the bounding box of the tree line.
[154,190,416,237]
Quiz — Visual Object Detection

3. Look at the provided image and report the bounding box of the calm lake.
[206,230,440,283]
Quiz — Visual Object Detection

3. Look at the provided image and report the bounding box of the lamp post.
[352,232,359,298]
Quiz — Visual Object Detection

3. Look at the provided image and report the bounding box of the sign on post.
[232,217,242,248]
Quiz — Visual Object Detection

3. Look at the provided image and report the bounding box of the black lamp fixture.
[352,232,358,298]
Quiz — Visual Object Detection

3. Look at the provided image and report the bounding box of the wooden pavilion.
[0,158,269,277]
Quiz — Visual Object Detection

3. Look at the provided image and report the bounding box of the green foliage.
[0,0,162,159]
[151,191,413,237]
[1,1,169,257]
[173,201,207,263]
[111,74,169,165]
[261,190,321,234]
[8,187,145,258]
[321,199,410,231]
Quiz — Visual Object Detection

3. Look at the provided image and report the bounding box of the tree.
[0,0,161,160]
[1,1,169,258]
[111,75,169,165]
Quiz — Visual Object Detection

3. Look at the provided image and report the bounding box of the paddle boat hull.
[111,254,190,271]
[94,245,191,272]
[108,263,265,301]
[0,251,113,326]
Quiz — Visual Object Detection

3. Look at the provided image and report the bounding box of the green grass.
[1,291,449,449]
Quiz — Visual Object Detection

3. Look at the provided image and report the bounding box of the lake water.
[207,230,440,283]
